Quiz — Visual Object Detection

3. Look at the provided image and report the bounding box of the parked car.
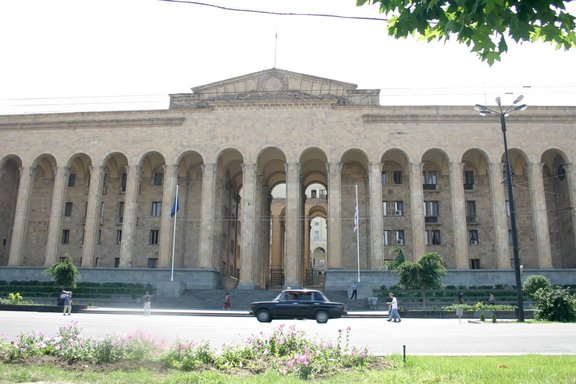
[250,289,347,323]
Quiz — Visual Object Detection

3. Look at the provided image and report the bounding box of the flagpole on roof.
[355,183,361,283]
[170,183,179,282]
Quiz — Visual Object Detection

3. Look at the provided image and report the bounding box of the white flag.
[353,203,358,232]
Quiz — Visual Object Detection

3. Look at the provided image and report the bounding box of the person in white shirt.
[387,293,401,322]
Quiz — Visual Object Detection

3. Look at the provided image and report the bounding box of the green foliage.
[533,286,576,322]
[0,292,33,305]
[398,252,446,290]
[384,246,406,271]
[0,324,371,381]
[492,312,497,323]
[43,256,80,289]
[523,275,550,300]
[479,313,485,322]
[443,303,514,312]
[357,0,576,64]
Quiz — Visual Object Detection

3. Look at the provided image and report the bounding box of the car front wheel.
[315,310,329,324]
[256,309,272,323]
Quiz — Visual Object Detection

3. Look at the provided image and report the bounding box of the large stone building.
[1,68,575,292]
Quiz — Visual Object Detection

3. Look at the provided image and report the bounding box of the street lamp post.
[475,96,527,322]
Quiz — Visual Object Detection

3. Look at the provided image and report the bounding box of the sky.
[1,0,576,115]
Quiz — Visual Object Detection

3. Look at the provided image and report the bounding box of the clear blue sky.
[1,0,575,114]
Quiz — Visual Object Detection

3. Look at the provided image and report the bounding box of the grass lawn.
[2,355,575,383]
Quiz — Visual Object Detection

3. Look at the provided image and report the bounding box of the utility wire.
[158,0,389,22]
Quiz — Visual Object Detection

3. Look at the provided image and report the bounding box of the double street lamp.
[475,96,527,322]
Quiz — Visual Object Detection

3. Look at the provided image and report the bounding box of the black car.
[250,289,347,323]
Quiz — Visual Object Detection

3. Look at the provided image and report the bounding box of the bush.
[523,275,550,300]
[533,286,575,322]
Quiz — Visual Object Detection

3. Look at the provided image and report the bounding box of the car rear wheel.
[315,310,329,324]
[256,309,272,323]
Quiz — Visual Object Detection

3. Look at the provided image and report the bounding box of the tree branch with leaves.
[357,0,576,64]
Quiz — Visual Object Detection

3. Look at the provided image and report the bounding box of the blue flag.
[170,195,179,217]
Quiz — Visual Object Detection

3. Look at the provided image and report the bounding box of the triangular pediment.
[169,68,380,108]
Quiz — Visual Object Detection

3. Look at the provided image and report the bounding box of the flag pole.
[170,183,179,282]
[355,184,361,283]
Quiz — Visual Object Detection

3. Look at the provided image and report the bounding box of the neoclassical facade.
[1,68,575,290]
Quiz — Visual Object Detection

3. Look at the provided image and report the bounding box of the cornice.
[362,114,576,123]
[0,117,186,131]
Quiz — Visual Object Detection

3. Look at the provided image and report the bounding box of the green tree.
[397,252,446,309]
[523,274,550,300]
[357,0,576,64]
[44,255,80,289]
[384,245,406,271]
[533,286,576,322]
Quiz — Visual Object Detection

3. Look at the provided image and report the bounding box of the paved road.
[1,310,575,356]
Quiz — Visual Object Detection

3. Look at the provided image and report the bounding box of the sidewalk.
[82,306,390,318]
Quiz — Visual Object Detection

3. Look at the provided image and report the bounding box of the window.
[311,189,317,198]
[470,259,481,269]
[464,170,474,189]
[424,201,439,222]
[381,172,389,185]
[558,164,566,181]
[151,201,162,217]
[148,258,158,268]
[120,173,127,192]
[118,202,124,223]
[382,201,389,216]
[508,230,513,246]
[394,201,404,216]
[64,202,73,217]
[314,230,320,241]
[116,230,122,244]
[383,230,391,245]
[393,170,403,184]
[153,172,163,186]
[466,200,477,223]
[99,202,105,225]
[68,174,76,187]
[469,230,479,245]
[505,200,511,216]
[395,230,405,245]
[81,230,85,245]
[97,230,102,245]
[149,229,159,245]
[114,258,120,268]
[61,229,70,244]
[423,170,438,189]
[425,230,441,245]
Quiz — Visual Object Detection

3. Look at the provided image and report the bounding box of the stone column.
[566,163,576,261]
[198,163,216,269]
[239,163,256,289]
[409,162,425,261]
[327,162,342,268]
[44,166,70,266]
[369,161,384,270]
[253,174,264,287]
[8,166,35,266]
[449,162,468,269]
[528,162,553,268]
[119,165,140,267]
[489,162,510,268]
[284,162,302,288]
[159,164,179,268]
[82,165,104,267]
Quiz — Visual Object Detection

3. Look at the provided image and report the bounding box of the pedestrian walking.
[223,292,231,310]
[386,293,401,323]
[458,291,465,304]
[488,293,496,305]
[350,281,358,300]
[143,291,151,315]
[62,291,72,316]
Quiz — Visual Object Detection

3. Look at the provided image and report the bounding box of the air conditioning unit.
[396,239,404,245]
[395,210,402,216]
[470,240,478,245]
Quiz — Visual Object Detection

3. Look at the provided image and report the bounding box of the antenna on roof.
[273,31,278,68]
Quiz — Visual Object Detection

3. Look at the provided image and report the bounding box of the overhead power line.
[158,0,389,22]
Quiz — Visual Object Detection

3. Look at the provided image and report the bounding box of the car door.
[274,292,299,318]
